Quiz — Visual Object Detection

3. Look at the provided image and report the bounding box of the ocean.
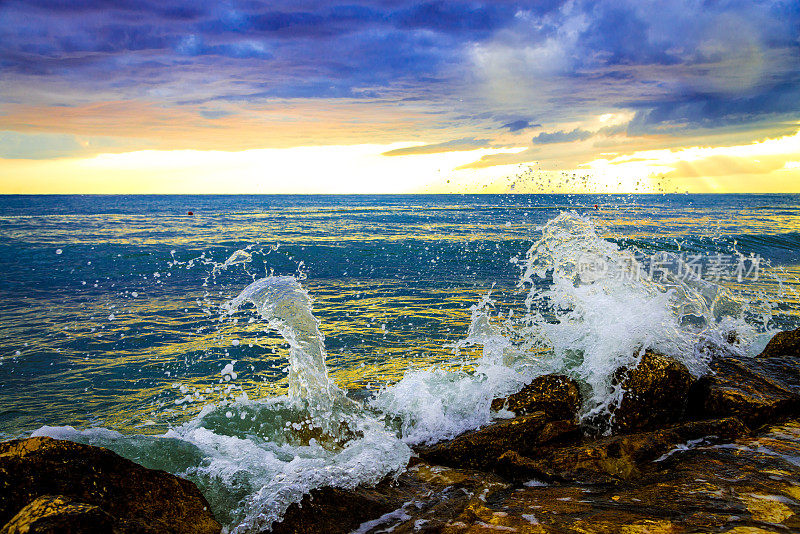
[1,194,799,532]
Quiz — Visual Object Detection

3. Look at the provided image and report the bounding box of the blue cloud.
[502,119,537,132]
[626,74,800,134]
[392,2,516,35]
[0,1,469,100]
[578,4,679,67]
[532,128,593,144]
[198,108,235,119]
[175,35,273,59]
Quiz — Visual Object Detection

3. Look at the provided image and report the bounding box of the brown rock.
[758,327,800,359]
[492,419,800,534]
[1,495,114,534]
[756,327,800,390]
[688,353,800,429]
[0,437,220,534]
[496,417,749,484]
[273,460,513,534]
[417,412,579,470]
[490,374,582,420]
[609,350,694,433]
[276,421,800,534]
[272,421,800,534]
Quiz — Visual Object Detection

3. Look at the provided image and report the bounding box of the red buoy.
[188,211,194,216]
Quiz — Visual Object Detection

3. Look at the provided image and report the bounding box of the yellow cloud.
[577,129,800,193]
[0,100,444,152]
[665,154,790,178]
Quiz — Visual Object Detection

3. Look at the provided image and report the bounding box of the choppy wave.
[35,272,412,533]
[26,208,798,532]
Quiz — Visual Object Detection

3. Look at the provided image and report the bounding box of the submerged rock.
[0,437,220,534]
[417,411,579,470]
[269,486,400,534]
[609,350,694,433]
[490,374,582,420]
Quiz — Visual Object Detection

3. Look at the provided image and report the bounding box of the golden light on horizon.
[0,144,526,194]
[1,129,798,194]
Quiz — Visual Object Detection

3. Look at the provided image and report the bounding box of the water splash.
[376,211,769,440]
[371,292,531,445]
[223,276,350,427]
[514,211,784,425]
[213,250,253,275]
[213,275,408,532]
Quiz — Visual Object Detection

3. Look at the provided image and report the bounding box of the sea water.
[1,194,799,532]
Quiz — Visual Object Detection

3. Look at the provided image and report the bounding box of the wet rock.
[1,495,114,534]
[299,422,800,534]
[490,374,582,420]
[354,463,510,534]
[269,486,401,534]
[417,412,580,470]
[688,353,800,429]
[497,419,800,534]
[270,464,510,534]
[756,327,800,390]
[0,437,220,534]
[496,417,749,484]
[610,350,694,433]
[759,327,800,359]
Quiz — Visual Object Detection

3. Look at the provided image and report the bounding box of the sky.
[1,0,799,193]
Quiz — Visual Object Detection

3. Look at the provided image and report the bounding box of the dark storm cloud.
[577,4,679,67]
[0,1,488,101]
[627,76,800,134]
[200,7,383,39]
[469,0,800,135]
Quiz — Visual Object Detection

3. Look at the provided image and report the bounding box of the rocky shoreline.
[0,436,220,533]
[3,329,800,533]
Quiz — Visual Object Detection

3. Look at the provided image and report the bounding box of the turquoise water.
[1,194,799,532]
